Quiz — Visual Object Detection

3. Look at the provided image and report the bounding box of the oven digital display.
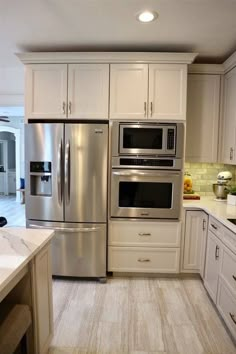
[119,182,172,209]
[123,128,163,149]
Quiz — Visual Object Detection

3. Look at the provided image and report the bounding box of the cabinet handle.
[203,219,206,231]
[150,101,153,117]
[138,233,151,236]
[230,147,234,160]
[211,223,218,230]
[215,245,219,260]
[232,275,236,281]
[62,101,66,114]
[138,258,150,263]
[144,102,147,117]
[68,101,72,114]
[229,313,236,325]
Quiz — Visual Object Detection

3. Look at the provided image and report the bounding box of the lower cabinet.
[108,221,181,273]
[31,243,53,354]
[182,210,208,277]
[204,230,222,303]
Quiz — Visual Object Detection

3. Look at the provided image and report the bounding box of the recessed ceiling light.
[137,10,158,23]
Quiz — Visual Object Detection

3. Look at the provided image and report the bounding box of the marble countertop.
[0,228,54,296]
[183,196,236,233]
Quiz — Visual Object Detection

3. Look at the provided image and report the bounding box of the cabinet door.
[8,173,16,194]
[204,230,222,303]
[110,64,148,119]
[186,75,220,163]
[33,243,53,354]
[149,64,187,120]
[221,67,236,164]
[26,64,67,119]
[68,64,109,119]
[183,210,208,276]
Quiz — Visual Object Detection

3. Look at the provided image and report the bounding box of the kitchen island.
[0,227,54,354]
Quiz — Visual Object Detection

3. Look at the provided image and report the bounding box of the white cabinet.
[186,74,220,162]
[109,64,148,119]
[183,210,208,277]
[26,64,109,120]
[149,64,187,120]
[221,67,236,164]
[68,64,109,119]
[26,64,68,119]
[204,229,222,304]
[110,63,187,120]
[32,243,53,354]
[108,220,181,273]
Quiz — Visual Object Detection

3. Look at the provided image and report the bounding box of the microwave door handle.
[57,140,62,205]
[65,140,70,204]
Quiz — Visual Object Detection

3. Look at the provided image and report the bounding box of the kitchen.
[1,1,236,354]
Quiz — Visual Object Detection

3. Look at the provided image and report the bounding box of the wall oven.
[110,120,184,220]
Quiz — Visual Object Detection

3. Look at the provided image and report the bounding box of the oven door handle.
[112,171,180,177]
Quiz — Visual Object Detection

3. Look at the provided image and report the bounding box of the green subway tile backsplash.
[184,163,236,196]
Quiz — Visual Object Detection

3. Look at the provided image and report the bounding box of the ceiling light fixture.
[137,10,158,23]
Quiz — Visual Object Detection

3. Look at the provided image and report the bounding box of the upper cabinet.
[109,64,148,119]
[26,64,68,119]
[149,64,187,120]
[26,63,109,120]
[68,64,109,119]
[221,67,236,164]
[186,74,220,163]
[109,63,187,120]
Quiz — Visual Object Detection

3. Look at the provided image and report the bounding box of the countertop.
[183,196,236,233]
[0,227,54,296]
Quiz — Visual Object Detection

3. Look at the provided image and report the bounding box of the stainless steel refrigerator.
[25,122,108,280]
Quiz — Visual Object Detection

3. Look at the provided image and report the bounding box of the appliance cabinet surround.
[182,210,208,277]
[108,221,181,273]
[186,74,220,163]
[25,63,109,119]
[221,66,236,164]
[110,63,187,120]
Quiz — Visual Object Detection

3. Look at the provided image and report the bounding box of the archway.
[0,126,21,202]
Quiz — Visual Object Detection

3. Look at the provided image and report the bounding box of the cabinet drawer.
[223,227,236,255]
[208,216,222,239]
[108,247,180,273]
[220,245,236,294]
[108,221,181,247]
[217,278,236,340]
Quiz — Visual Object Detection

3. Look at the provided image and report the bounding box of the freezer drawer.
[51,223,107,277]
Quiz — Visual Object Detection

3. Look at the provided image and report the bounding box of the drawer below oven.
[108,220,181,247]
[108,246,180,273]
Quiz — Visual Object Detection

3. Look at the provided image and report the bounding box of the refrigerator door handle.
[28,224,101,232]
[65,140,70,204]
[57,140,63,205]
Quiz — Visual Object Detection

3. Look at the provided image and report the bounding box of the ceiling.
[1,0,236,67]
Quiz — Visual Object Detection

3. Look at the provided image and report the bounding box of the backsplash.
[184,163,236,196]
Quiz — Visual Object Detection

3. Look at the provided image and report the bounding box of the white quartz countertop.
[0,228,54,296]
[183,196,236,233]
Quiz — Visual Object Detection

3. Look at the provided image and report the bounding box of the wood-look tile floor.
[0,195,26,227]
[49,277,236,354]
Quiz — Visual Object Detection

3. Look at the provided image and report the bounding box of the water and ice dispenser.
[30,162,52,197]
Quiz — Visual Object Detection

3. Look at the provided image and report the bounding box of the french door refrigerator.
[25,122,108,280]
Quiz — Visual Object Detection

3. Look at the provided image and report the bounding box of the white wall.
[0,66,24,105]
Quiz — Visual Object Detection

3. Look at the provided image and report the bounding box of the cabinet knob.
[203,219,206,231]
[229,312,236,325]
[144,102,147,117]
[215,245,219,260]
[232,275,236,281]
[230,147,234,160]
[138,233,151,236]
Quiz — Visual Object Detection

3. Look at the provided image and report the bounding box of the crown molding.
[223,51,236,73]
[16,52,198,65]
[188,64,224,74]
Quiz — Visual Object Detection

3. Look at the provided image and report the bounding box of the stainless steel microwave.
[110,121,184,157]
